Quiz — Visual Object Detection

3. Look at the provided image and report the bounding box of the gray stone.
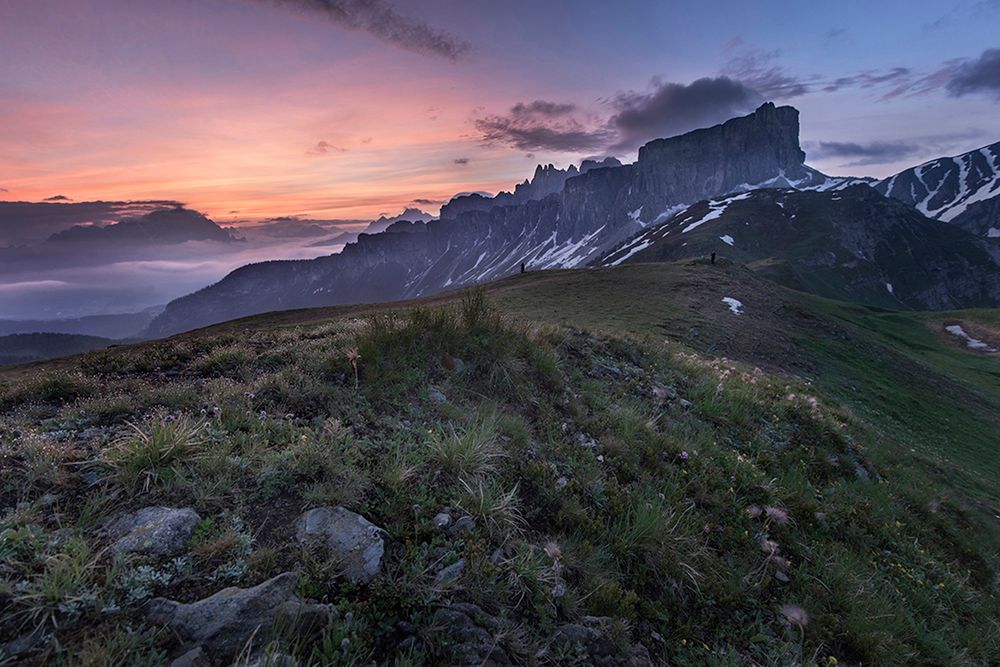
[434,558,466,587]
[106,506,200,556]
[145,573,333,663]
[448,515,476,536]
[678,399,693,410]
[432,511,452,529]
[295,506,387,583]
[428,387,448,405]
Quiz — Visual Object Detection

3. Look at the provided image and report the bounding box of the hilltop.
[1,262,997,665]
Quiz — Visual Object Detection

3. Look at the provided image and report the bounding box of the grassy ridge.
[0,263,997,665]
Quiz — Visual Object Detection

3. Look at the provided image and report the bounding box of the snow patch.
[945,324,997,352]
[721,297,743,315]
[682,192,751,233]
[885,283,894,294]
[988,227,1000,238]
[720,235,734,246]
[608,240,653,266]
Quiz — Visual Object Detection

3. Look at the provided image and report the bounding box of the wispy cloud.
[308,140,348,155]
[261,0,471,60]
[721,45,808,99]
[805,129,986,168]
[805,140,921,166]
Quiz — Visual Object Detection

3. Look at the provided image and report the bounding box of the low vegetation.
[0,267,997,665]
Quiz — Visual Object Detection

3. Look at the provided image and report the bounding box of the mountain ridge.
[147,103,833,336]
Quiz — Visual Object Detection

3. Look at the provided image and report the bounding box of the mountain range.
[139,103,1000,337]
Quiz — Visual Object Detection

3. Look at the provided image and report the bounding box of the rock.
[555,476,568,489]
[295,507,387,583]
[774,570,791,584]
[432,603,513,666]
[678,399,693,410]
[447,515,476,536]
[551,617,652,666]
[145,573,333,663]
[169,646,209,667]
[106,507,200,556]
[428,387,448,405]
[433,511,452,529]
[434,558,466,587]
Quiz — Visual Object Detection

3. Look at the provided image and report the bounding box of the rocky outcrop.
[440,157,622,218]
[105,506,200,556]
[549,617,653,666]
[635,102,817,212]
[145,572,334,663]
[295,507,388,583]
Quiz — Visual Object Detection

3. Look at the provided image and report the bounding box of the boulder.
[145,572,333,663]
[106,506,200,556]
[432,603,513,666]
[295,507,387,583]
[550,617,652,666]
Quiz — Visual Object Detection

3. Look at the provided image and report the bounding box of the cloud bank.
[946,48,1000,98]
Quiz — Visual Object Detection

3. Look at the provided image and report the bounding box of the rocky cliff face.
[439,157,622,219]
[146,104,845,336]
[598,186,1000,310]
[634,102,818,216]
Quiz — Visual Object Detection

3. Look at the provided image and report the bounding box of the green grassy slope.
[0,262,997,665]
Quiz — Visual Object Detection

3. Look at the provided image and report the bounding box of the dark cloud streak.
[946,48,1000,98]
[262,0,471,60]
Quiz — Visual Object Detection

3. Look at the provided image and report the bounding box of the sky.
[2,0,1000,223]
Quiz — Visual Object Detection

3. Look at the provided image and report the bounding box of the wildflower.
[679,451,689,461]
[765,506,790,525]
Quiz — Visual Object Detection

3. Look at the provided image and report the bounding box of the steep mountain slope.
[597,186,1000,310]
[876,141,1000,236]
[147,103,823,336]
